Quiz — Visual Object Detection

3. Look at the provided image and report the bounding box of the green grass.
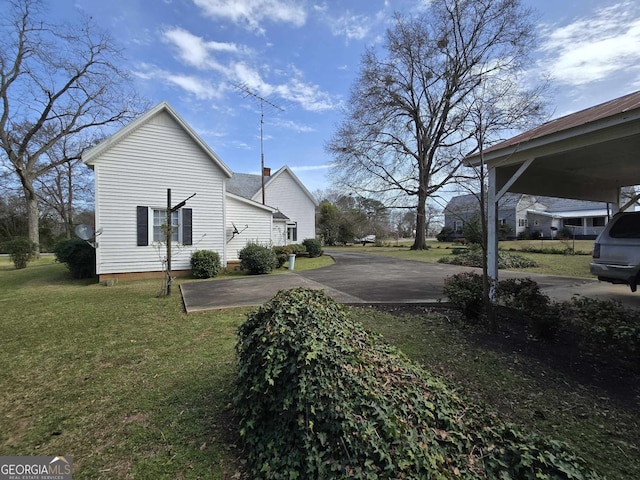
[328,239,594,278]
[0,257,248,478]
[353,307,640,480]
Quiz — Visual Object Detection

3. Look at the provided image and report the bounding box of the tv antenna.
[232,82,284,204]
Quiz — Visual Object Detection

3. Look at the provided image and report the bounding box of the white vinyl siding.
[272,219,287,246]
[92,110,227,274]
[262,170,316,243]
[226,195,273,262]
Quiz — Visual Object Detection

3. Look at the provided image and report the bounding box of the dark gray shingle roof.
[227,173,263,199]
[445,193,522,212]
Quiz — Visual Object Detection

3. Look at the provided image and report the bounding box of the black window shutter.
[136,206,148,246]
[182,208,192,245]
[293,226,297,242]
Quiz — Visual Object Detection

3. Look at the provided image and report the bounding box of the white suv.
[590,211,640,292]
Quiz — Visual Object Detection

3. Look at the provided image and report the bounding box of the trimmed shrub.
[2,237,36,269]
[272,246,291,268]
[496,278,549,311]
[560,297,640,362]
[239,242,277,274]
[443,272,485,321]
[235,288,602,480]
[53,239,95,279]
[288,243,307,255]
[436,226,454,242]
[438,249,538,269]
[190,250,221,279]
[302,238,322,258]
[496,278,558,340]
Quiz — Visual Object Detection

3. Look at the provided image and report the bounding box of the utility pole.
[165,189,196,296]
[232,83,284,204]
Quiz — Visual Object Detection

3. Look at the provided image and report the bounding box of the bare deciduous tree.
[0,0,144,253]
[327,0,538,250]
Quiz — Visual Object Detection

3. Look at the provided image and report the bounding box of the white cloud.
[328,11,371,41]
[166,74,222,99]
[162,27,245,71]
[272,76,338,112]
[193,0,306,33]
[538,1,640,87]
[134,64,224,100]
[148,25,339,112]
[229,63,339,112]
[271,119,316,133]
[290,163,336,172]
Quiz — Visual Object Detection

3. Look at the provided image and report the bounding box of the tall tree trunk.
[412,183,428,250]
[66,164,73,239]
[23,180,40,257]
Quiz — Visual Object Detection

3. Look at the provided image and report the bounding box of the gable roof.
[82,101,233,178]
[227,166,319,206]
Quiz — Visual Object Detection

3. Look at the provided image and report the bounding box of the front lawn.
[1,257,637,479]
[0,257,247,478]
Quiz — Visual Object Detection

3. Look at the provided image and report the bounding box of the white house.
[444,191,636,240]
[227,166,318,247]
[83,101,317,280]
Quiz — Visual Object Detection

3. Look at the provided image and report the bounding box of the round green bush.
[443,271,485,320]
[190,249,221,278]
[272,246,291,268]
[302,238,322,258]
[2,237,36,269]
[239,242,277,274]
[234,288,602,480]
[53,239,95,279]
[289,243,307,255]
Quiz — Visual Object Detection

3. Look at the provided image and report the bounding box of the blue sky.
[55,0,640,195]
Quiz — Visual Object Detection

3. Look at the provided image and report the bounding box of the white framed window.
[287,223,298,242]
[518,218,528,227]
[136,206,192,247]
[153,209,180,243]
[499,218,507,225]
[454,220,463,233]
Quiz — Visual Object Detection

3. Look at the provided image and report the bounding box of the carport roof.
[465,90,640,204]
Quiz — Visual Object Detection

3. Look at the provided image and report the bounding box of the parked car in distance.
[590,211,640,292]
[355,235,376,246]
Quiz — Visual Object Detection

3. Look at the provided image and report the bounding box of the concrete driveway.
[180,249,639,312]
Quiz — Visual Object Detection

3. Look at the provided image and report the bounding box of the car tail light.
[592,243,600,259]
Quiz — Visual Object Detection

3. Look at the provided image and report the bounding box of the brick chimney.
[263,167,271,177]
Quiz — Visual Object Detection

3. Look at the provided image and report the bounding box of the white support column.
[611,187,621,215]
[487,166,498,298]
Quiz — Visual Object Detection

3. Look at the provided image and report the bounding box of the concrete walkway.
[180,249,639,312]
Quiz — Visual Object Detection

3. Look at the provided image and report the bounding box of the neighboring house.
[443,192,628,240]
[83,101,317,280]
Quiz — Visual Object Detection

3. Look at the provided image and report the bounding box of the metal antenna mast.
[232,83,284,204]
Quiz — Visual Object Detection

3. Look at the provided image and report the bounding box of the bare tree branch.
[0,0,146,252]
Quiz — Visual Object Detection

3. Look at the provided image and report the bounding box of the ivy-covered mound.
[234,288,601,480]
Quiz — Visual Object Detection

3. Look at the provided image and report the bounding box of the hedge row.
[234,288,601,479]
